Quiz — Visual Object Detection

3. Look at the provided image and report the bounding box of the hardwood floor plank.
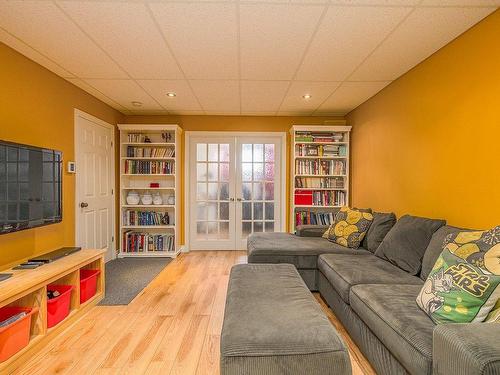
[14,251,375,375]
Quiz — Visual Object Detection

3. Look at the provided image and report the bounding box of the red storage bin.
[0,306,38,362]
[294,190,313,205]
[47,285,74,328]
[80,269,100,304]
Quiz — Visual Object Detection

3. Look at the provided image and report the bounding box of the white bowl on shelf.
[126,191,140,205]
[141,192,153,205]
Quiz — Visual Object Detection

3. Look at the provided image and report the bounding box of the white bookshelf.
[118,124,182,257]
[290,124,352,232]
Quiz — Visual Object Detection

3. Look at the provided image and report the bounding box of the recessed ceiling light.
[302,94,312,100]
[131,101,143,107]
[166,92,177,97]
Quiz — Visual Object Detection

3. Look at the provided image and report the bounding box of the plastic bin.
[0,306,38,362]
[47,285,74,328]
[79,269,100,304]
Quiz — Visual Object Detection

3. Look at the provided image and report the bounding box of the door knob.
[80,202,89,208]
[229,198,235,201]
[236,198,243,202]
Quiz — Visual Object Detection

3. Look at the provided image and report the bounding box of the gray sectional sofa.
[247,213,500,375]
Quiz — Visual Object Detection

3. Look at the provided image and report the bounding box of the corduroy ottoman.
[221,263,351,375]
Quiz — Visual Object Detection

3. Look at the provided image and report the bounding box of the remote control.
[13,263,42,270]
[0,273,13,282]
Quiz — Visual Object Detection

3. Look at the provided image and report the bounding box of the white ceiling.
[0,1,497,116]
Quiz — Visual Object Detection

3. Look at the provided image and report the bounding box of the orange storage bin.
[0,306,38,362]
[47,285,74,328]
[79,269,100,304]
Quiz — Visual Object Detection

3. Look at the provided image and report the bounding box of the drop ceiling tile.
[168,110,206,115]
[0,28,74,78]
[189,80,240,112]
[83,79,163,111]
[297,6,411,81]
[241,81,290,112]
[204,111,242,116]
[316,81,390,114]
[240,4,325,80]
[0,1,126,79]
[420,0,500,5]
[57,1,183,80]
[277,110,315,115]
[350,6,495,81]
[137,80,202,111]
[240,111,279,116]
[330,0,420,4]
[280,81,341,112]
[66,78,128,112]
[149,3,238,80]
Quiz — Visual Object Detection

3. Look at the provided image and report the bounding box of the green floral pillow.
[416,226,500,324]
[322,207,373,249]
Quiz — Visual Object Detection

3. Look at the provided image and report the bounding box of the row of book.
[295,211,336,226]
[295,144,347,157]
[126,146,174,158]
[122,231,175,252]
[123,210,170,226]
[124,160,175,174]
[295,160,345,175]
[295,176,344,188]
[127,133,145,143]
[311,190,346,206]
[295,132,344,143]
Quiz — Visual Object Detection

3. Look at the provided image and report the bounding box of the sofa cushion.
[420,225,463,280]
[375,215,446,275]
[317,253,423,303]
[350,284,434,375]
[323,207,374,249]
[361,212,397,253]
[247,232,370,269]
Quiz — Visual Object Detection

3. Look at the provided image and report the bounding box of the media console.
[0,248,105,373]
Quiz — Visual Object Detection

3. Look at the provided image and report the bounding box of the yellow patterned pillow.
[323,207,374,249]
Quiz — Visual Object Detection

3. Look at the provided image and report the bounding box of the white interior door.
[190,138,236,250]
[188,133,283,250]
[235,138,281,249]
[75,111,115,261]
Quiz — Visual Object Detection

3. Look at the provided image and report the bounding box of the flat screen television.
[0,140,62,234]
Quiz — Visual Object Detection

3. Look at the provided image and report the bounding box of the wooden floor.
[14,251,376,375]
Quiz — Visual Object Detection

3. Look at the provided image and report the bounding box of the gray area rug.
[99,257,172,305]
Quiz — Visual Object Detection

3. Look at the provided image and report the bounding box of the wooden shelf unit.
[0,249,105,373]
[118,124,182,257]
[290,124,351,232]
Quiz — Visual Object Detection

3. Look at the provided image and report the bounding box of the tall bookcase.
[290,124,352,233]
[118,124,182,257]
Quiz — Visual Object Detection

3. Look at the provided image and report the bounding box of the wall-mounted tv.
[0,140,62,234]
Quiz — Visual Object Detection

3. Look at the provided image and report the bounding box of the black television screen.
[0,140,62,234]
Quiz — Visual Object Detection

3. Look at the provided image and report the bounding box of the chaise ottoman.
[221,263,351,375]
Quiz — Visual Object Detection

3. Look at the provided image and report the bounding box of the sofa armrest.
[433,323,500,375]
[296,225,329,237]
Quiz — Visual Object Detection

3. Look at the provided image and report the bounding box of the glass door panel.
[190,139,235,250]
[236,138,281,249]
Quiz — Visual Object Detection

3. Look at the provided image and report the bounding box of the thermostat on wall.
[67,161,76,173]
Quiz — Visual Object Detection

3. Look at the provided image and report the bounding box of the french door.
[188,134,283,250]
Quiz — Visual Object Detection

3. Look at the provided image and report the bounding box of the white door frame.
[74,109,116,260]
[184,131,286,252]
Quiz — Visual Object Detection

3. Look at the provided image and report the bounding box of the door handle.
[236,198,243,202]
[229,198,235,202]
[80,202,89,208]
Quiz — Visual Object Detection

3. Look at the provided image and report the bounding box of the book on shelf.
[295,211,337,226]
[126,146,175,158]
[295,159,345,175]
[295,144,347,157]
[124,160,175,174]
[123,210,170,226]
[122,231,175,252]
[295,176,344,188]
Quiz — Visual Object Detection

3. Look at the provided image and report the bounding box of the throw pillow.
[416,226,500,324]
[361,212,397,253]
[323,207,374,249]
[374,215,446,275]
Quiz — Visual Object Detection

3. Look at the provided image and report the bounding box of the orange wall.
[348,10,500,229]
[123,116,345,243]
[0,43,123,268]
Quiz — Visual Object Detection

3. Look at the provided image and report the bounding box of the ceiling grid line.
[52,0,169,114]
[311,3,421,115]
[145,2,207,115]
[274,3,330,115]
